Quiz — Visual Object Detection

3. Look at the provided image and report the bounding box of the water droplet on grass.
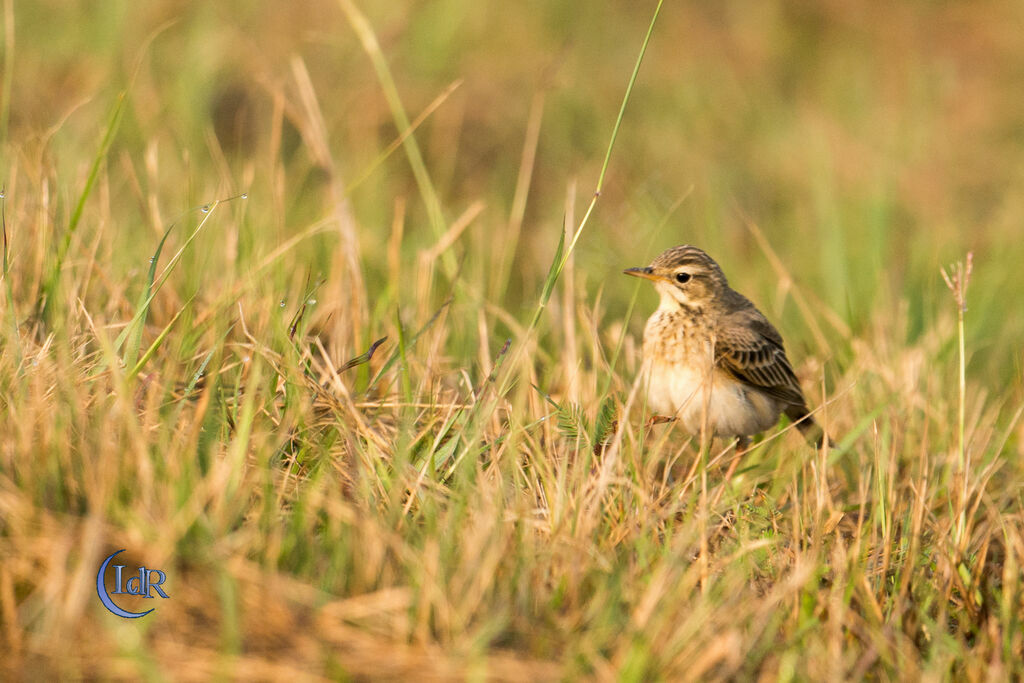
[200,204,210,213]
[279,299,286,307]
[240,193,248,199]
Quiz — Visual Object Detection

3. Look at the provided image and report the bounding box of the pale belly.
[642,359,783,437]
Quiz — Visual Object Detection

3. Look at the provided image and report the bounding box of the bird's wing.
[715,312,807,407]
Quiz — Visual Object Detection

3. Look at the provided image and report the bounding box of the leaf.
[591,397,618,447]
[556,402,589,443]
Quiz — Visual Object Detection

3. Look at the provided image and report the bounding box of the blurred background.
[6,0,1024,385]
[5,1,1024,676]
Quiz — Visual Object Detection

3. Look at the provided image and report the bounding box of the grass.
[2,0,1023,679]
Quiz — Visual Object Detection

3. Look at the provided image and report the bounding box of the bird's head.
[624,245,728,310]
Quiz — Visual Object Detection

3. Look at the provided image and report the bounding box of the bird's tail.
[784,404,834,449]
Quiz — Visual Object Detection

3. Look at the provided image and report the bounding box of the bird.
[624,245,828,449]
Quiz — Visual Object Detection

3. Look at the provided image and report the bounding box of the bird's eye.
[674,272,691,284]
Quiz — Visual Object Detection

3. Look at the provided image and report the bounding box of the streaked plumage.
[625,245,826,445]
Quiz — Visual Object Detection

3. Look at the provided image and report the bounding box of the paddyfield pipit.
[625,245,827,448]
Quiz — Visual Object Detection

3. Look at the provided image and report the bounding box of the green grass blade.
[183,345,219,400]
[337,0,454,278]
[127,293,195,379]
[528,223,566,334]
[594,0,664,194]
[123,223,174,373]
[502,0,664,399]
[114,201,222,353]
[395,309,413,406]
[40,90,126,324]
[496,227,564,398]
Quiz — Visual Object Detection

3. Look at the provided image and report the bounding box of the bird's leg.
[721,436,751,482]
[710,436,751,508]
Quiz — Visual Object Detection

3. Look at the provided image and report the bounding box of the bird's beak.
[623,266,660,282]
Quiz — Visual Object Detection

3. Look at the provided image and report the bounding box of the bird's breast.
[641,310,783,437]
